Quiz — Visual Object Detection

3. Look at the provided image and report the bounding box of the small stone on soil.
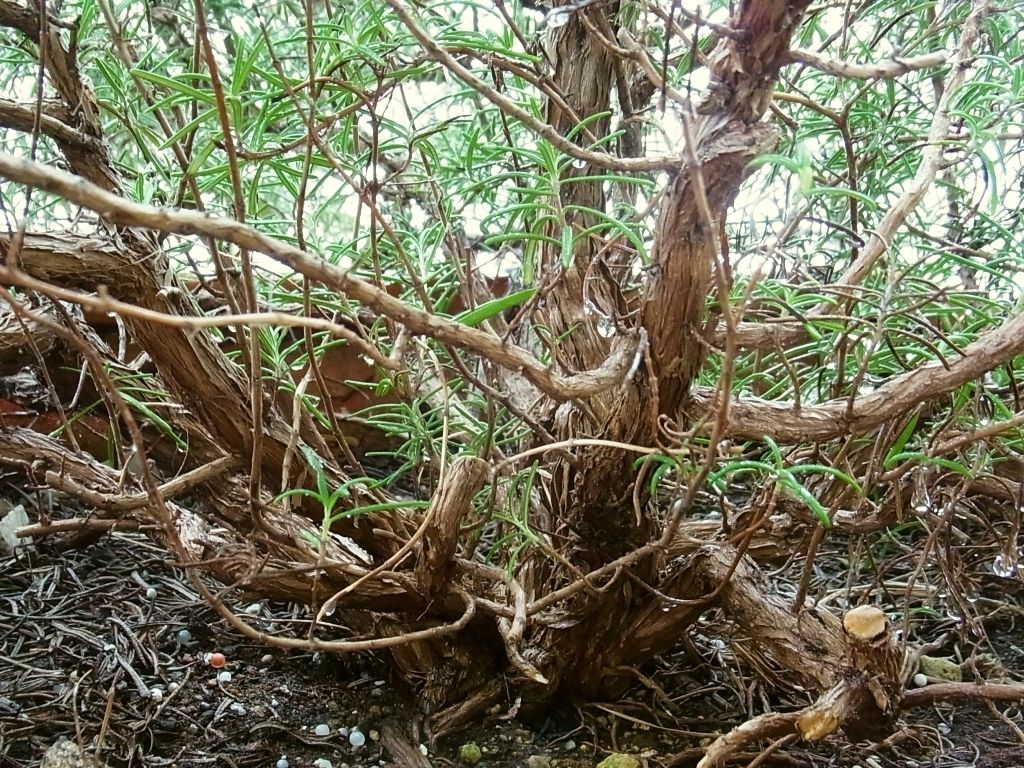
[458,742,482,765]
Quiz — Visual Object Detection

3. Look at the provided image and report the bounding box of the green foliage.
[279,445,428,549]
[707,435,866,527]
[3,0,1023,575]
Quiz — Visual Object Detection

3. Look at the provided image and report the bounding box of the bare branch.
[0,97,100,150]
[0,0,119,192]
[903,681,1024,707]
[835,0,991,288]
[0,0,45,39]
[0,152,639,402]
[695,712,798,768]
[695,306,1024,441]
[787,49,947,79]
[0,263,399,372]
[382,0,683,173]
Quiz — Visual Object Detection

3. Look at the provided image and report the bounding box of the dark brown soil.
[3,517,1024,767]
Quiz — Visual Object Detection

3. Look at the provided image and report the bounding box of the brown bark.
[532,5,657,571]
[2,0,997,750]
[415,457,491,598]
[514,0,821,697]
[796,606,904,742]
[642,123,776,414]
[694,599,906,767]
[0,1,119,193]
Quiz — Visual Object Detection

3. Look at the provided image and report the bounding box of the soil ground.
[4,519,1024,767]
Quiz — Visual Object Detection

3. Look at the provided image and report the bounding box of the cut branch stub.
[843,604,886,640]
[843,605,905,739]
[797,605,904,743]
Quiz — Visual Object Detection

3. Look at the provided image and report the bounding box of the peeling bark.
[0,0,1002,751]
[415,457,491,598]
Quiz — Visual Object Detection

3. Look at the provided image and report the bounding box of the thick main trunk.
[508,0,814,699]
[0,0,859,741]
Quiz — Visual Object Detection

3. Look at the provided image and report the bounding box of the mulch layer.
[4,512,1024,767]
